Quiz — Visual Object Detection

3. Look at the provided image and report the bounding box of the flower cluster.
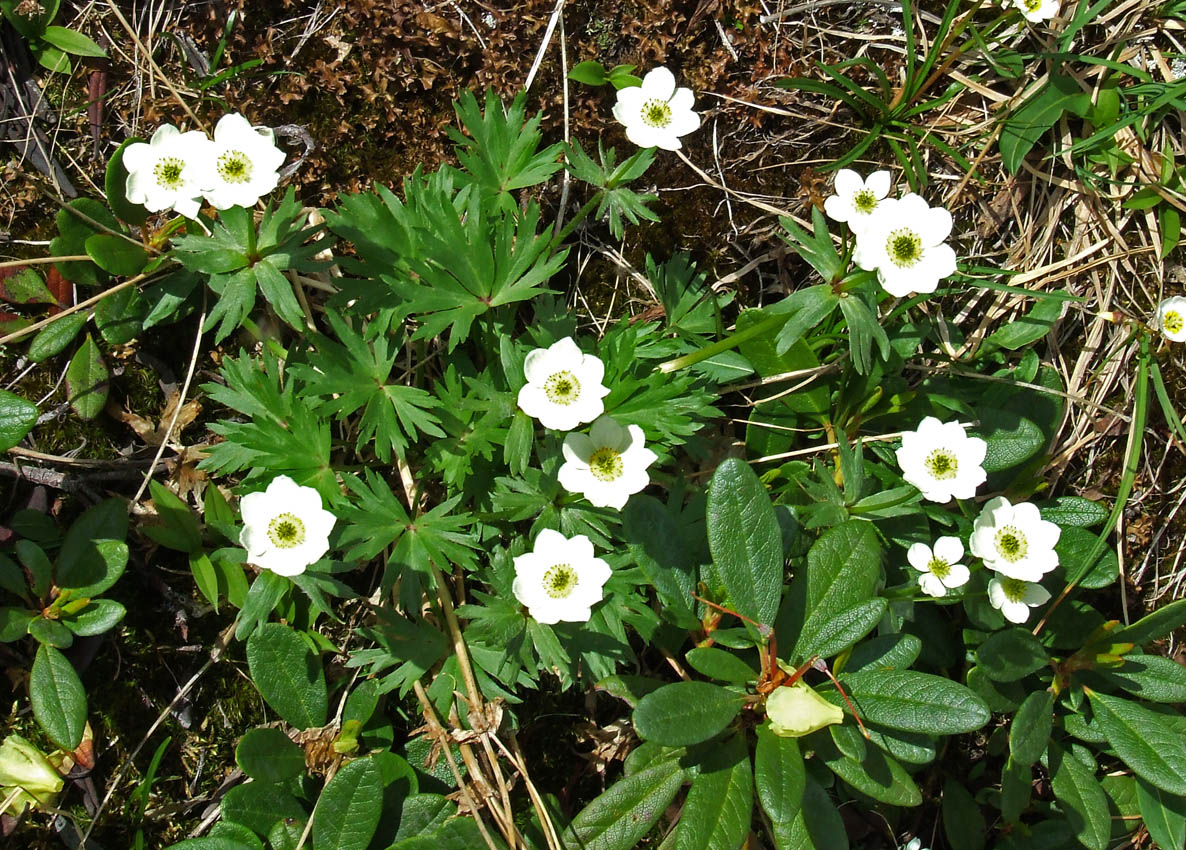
[124,113,286,218]
[974,496,1059,623]
[612,66,701,152]
[825,169,957,298]
[511,336,660,622]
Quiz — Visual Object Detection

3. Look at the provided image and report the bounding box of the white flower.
[203,113,286,210]
[901,839,928,850]
[970,496,1061,582]
[559,415,658,510]
[854,194,957,297]
[1008,0,1060,23]
[122,124,212,218]
[824,169,892,234]
[612,66,701,151]
[895,416,987,503]
[517,337,610,431]
[512,529,611,624]
[988,575,1051,623]
[1156,296,1186,342]
[239,475,336,577]
[907,537,970,598]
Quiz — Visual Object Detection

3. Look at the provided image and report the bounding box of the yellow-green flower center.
[1001,577,1029,602]
[154,157,185,189]
[887,228,923,267]
[1164,310,1184,336]
[641,99,673,128]
[924,448,958,480]
[588,447,624,482]
[853,189,878,215]
[217,150,252,184]
[267,512,306,549]
[1023,0,1041,11]
[542,563,577,598]
[994,526,1028,562]
[544,370,580,405]
[928,557,951,580]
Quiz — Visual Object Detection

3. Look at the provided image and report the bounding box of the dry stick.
[524,0,565,93]
[412,681,503,850]
[0,255,91,269]
[104,0,206,132]
[293,757,342,850]
[78,617,240,850]
[499,733,564,850]
[131,292,207,504]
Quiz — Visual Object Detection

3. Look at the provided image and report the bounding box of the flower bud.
[766,682,845,738]
[0,734,64,814]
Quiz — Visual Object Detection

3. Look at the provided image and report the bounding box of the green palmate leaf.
[1136,776,1186,850]
[633,681,746,747]
[84,233,148,276]
[31,643,87,749]
[1010,690,1053,766]
[1048,741,1109,850]
[222,783,307,837]
[105,137,148,225]
[235,728,305,783]
[837,289,891,375]
[685,647,758,684]
[777,521,882,663]
[0,389,38,452]
[311,757,383,850]
[94,284,148,344]
[999,74,1091,174]
[1088,691,1186,794]
[976,628,1049,682]
[772,284,840,355]
[814,733,922,806]
[246,623,328,730]
[675,733,753,850]
[706,457,783,630]
[348,607,448,697]
[1114,598,1186,646]
[27,311,86,362]
[754,726,805,828]
[562,757,686,850]
[833,669,989,735]
[564,142,659,239]
[66,334,110,419]
[941,778,986,850]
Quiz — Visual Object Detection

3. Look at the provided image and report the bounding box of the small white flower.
[907,537,970,598]
[970,496,1061,582]
[1156,296,1186,342]
[1008,0,1060,23]
[239,475,336,577]
[122,124,212,218]
[612,66,701,151]
[512,529,611,624]
[901,839,928,850]
[854,194,957,297]
[517,337,611,431]
[559,415,658,510]
[988,575,1051,623]
[824,169,892,234]
[203,113,286,210]
[895,416,987,503]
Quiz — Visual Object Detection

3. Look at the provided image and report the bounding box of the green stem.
[658,311,789,374]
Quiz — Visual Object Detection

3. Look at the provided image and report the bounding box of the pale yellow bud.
[766,682,845,738]
[0,735,64,814]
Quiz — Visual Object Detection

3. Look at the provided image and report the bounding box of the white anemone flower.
[907,537,970,598]
[512,529,612,624]
[1156,296,1186,342]
[1009,0,1060,23]
[824,169,892,234]
[239,475,336,577]
[123,124,212,219]
[517,337,610,431]
[854,194,958,297]
[895,416,987,503]
[203,113,286,209]
[988,575,1051,624]
[970,496,1061,582]
[559,415,658,510]
[612,66,701,151]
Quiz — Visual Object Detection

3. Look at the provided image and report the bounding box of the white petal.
[1023,582,1052,606]
[933,536,965,564]
[558,461,590,495]
[907,542,934,572]
[833,169,863,198]
[923,243,958,279]
[942,563,970,588]
[562,432,595,465]
[614,85,647,117]
[1002,599,1031,623]
[921,206,953,244]
[824,195,852,223]
[640,66,677,100]
[865,170,892,199]
[669,87,695,113]
[578,352,607,387]
[918,574,947,597]
[523,348,551,383]
[987,578,1007,609]
[667,109,701,139]
[589,415,625,448]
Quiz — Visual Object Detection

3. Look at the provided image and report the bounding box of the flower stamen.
[542,563,578,599]
[267,512,307,549]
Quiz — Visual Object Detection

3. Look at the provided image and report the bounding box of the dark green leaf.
[246,623,328,730]
[1000,74,1091,174]
[844,634,922,673]
[235,570,290,641]
[62,599,126,636]
[94,284,148,344]
[221,783,306,837]
[568,60,608,85]
[1136,776,1186,850]
[754,726,804,829]
[562,757,685,850]
[685,647,758,684]
[633,681,745,747]
[805,598,887,661]
[51,198,122,286]
[1048,741,1109,850]
[976,628,1048,682]
[706,457,783,630]
[0,607,35,642]
[1000,756,1031,823]
[27,311,86,362]
[780,775,848,850]
[942,778,986,850]
[977,406,1045,473]
[66,334,110,419]
[1037,496,1108,528]
[623,495,697,620]
[1057,525,1118,589]
[85,234,148,276]
[41,25,107,57]
[56,498,128,594]
[1114,598,1186,646]
[235,727,305,783]
[28,615,73,647]
[674,733,752,850]
[30,643,86,749]
[1089,691,1186,794]
[981,297,1064,351]
[1098,654,1186,703]
[311,757,383,850]
[1010,690,1053,766]
[0,267,56,303]
[834,669,989,735]
[145,480,203,553]
[815,732,921,806]
[0,389,38,451]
